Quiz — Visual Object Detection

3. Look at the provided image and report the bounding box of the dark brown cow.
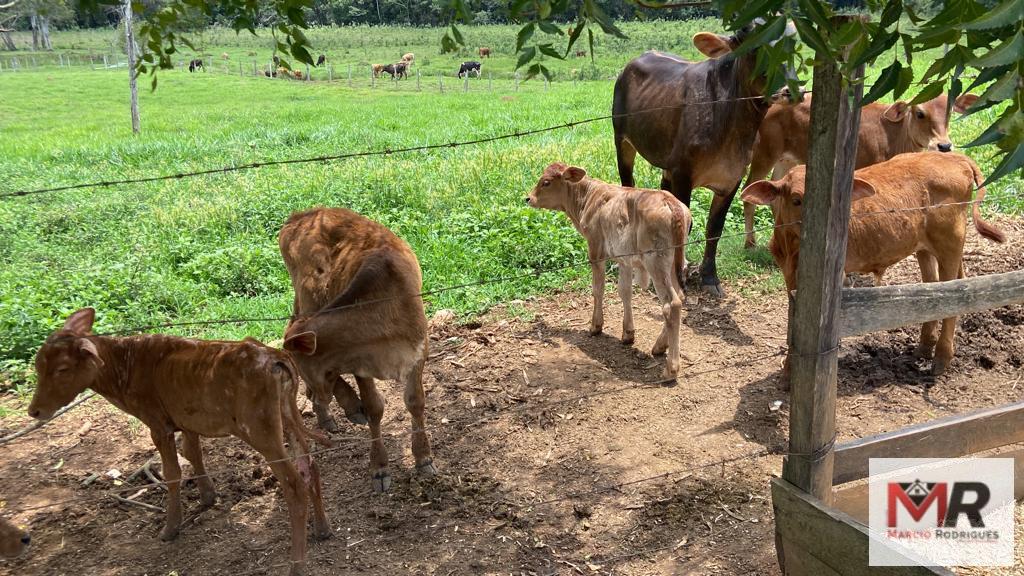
[27,309,331,576]
[742,152,1005,376]
[742,92,981,248]
[279,208,435,493]
[381,62,408,79]
[316,54,326,66]
[188,58,203,72]
[612,22,793,296]
[0,517,29,559]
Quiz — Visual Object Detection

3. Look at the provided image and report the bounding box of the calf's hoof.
[313,523,333,541]
[744,239,756,250]
[371,471,392,493]
[199,489,217,508]
[932,359,949,376]
[316,415,340,433]
[914,343,935,360]
[661,367,679,383]
[651,341,668,357]
[159,525,180,542]
[344,410,368,426]
[701,281,725,298]
[287,561,307,576]
[589,324,603,336]
[621,330,635,346]
[415,459,438,477]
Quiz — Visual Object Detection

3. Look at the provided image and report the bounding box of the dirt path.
[1,218,1021,576]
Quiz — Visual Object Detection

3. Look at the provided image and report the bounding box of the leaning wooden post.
[123,0,140,134]
[781,56,864,503]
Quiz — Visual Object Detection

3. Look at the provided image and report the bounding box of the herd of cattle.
[2,20,1010,576]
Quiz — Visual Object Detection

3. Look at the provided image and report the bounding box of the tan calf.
[743,93,980,248]
[0,517,29,559]
[400,52,414,65]
[526,163,692,380]
[27,309,331,576]
[371,63,384,78]
[742,152,1004,375]
[280,208,435,492]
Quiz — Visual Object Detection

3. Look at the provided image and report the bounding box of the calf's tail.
[669,201,690,292]
[276,358,333,449]
[967,157,1006,243]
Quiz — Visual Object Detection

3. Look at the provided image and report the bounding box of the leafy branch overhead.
[100,0,1021,182]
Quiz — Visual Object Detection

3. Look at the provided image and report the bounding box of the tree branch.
[0,1,17,10]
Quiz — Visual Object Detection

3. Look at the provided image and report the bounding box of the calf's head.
[282,320,334,406]
[0,517,29,559]
[525,162,587,212]
[27,308,103,421]
[741,167,876,289]
[692,19,797,97]
[883,93,979,152]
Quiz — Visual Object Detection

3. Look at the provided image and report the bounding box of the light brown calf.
[279,208,435,492]
[742,93,980,248]
[27,309,331,576]
[0,517,29,559]
[400,52,414,65]
[741,152,1005,376]
[371,63,384,78]
[526,163,692,380]
[478,47,491,57]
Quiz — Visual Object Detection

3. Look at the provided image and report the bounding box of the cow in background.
[741,92,982,248]
[316,54,327,66]
[188,58,203,72]
[458,61,481,78]
[612,21,795,297]
[478,47,491,58]
[742,152,1005,377]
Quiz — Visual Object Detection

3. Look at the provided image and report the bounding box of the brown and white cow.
[401,52,414,65]
[27,309,331,576]
[0,517,29,559]
[741,152,1005,376]
[742,93,981,248]
[526,163,692,380]
[613,20,795,296]
[279,208,435,493]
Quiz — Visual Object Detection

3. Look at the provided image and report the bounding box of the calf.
[478,47,491,58]
[27,309,332,576]
[741,152,1005,376]
[316,54,326,66]
[742,93,981,248]
[371,63,384,78]
[575,50,587,58]
[0,517,29,559]
[188,58,203,72]
[221,52,230,60]
[279,208,436,492]
[381,62,407,79]
[613,20,794,296]
[526,163,692,380]
[458,61,481,78]
[401,52,414,65]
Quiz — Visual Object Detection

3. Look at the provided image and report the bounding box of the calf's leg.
[618,263,635,345]
[932,253,964,375]
[305,384,339,433]
[181,431,216,507]
[699,184,741,297]
[356,376,390,492]
[333,376,367,425]
[262,450,310,576]
[151,429,184,541]
[914,251,940,360]
[589,255,606,336]
[648,260,683,379]
[403,354,436,475]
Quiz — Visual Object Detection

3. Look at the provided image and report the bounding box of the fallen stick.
[111,494,164,513]
[0,392,95,446]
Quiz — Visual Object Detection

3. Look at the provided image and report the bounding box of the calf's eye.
[542,180,551,187]
[915,110,925,119]
[793,198,802,206]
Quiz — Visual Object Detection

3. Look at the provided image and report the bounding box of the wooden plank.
[840,269,1024,338]
[782,51,865,503]
[780,536,844,576]
[773,478,952,575]
[833,400,1024,484]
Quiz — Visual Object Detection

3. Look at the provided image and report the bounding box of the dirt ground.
[1,217,1022,576]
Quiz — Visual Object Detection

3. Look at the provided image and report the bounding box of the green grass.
[0,22,1020,390]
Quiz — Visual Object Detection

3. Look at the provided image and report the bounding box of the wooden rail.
[839,269,1024,339]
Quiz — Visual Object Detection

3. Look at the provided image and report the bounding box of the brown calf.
[279,208,435,492]
[741,152,1005,375]
[478,47,491,57]
[401,52,414,65]
[0,517,29,559]
[27,309,331,576]
[742,93,980,248]
[526,163,692,380]
[371,63,384,78]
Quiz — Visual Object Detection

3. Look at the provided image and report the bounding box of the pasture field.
[0,22,1021,389]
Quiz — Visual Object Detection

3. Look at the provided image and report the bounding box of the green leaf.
[879,0,902,29]
[976,70,1020,104]
[733,15,787,56]
[831,20,863,48]
[793,17,830,57]
[960,0,1024,30]
[516,46,537,70]
[539,0,551,19]
[965,64,1012,92]
[863,60,901,105]
[909,80,946,105]
[516,23,536,52]
[963,118,1006,148]
[565,18,585,53]
[981,143,1024,186]
[969,30,1024,68]
[732,0,785,30]
[538,43,562,59]
[796,0,833,30]
[849,29,898,69]
[894,66,914,99]
[450,24,465,46]
[537,21,562,36]
[525,62,542,80]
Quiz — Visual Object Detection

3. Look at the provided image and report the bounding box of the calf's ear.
[953,93,979,115]
[740,181,779,206]
[882,102,909,123]
[284,331,318,356]
[693,33,732,58]
[563,166,587,183]
[78,338,104,367]
[851,178,876,202]
[62,308,96,335]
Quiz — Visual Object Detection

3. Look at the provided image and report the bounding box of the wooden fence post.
[372,67,376,88]
[463,72,469,92]
[416,69,420,91]
[348,64,352,87]
[252,61,257,76]
[439,72,443,93]
[515,71,519,91]
[782,57,865,504]
[305,63,310,81]
[329,64,333,82]
[103,54,108,68]
[488,71,492,92]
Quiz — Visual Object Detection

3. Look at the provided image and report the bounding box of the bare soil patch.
[2,217,1021,576]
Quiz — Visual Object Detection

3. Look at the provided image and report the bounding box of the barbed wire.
[0,94,789,200]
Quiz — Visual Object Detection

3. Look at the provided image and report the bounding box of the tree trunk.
[0,30,15,51]
[40,17,51,51]
[123,0,140,134]
[29,12,39,51]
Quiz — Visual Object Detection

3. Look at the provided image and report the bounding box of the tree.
[84,0,1022,181]
[19,0,72,51]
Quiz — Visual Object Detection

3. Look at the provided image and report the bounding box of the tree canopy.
[75,0,1024,182]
